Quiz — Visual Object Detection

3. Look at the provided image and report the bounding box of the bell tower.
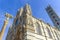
[46,5,60,30]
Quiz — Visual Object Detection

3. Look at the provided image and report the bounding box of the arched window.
[35,22,42,35]
[46,27,52,38]
[54,31,59,40]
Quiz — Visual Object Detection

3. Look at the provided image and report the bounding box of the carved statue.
[0,13,13,40]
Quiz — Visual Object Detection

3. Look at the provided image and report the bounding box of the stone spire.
[17,7,23,17]
[24,3,32,15]
[16,7,23,17]
[19,7,24,16]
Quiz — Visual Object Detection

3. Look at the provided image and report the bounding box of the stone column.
[0,13,13,40]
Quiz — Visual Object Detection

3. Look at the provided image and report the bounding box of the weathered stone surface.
[6,4,60,40]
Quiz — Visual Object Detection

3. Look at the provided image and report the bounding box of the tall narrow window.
[35,22,42,35]
[53,16,55,18]
[55,19,57,22]
[57,22,59,25]
[15,19,19,25]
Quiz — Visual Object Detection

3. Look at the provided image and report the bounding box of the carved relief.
[27,17,33,27]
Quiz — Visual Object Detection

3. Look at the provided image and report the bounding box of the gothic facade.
[6,4,60,40]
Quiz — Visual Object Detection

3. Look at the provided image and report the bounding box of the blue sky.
[0,0,60,40]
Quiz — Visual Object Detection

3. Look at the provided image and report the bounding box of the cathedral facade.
[6,4,60,40]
